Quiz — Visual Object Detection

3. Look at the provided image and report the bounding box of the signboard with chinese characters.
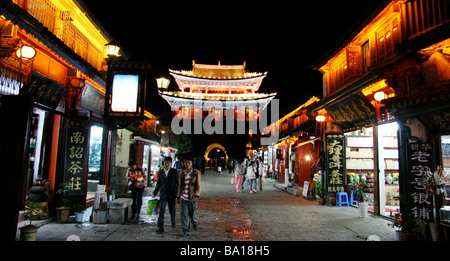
[79,82,104,116]
[20,72,65,109]
[407,141,434,222]
[325,92,377,130]
[326,133,346,194]
[63,118,89,197]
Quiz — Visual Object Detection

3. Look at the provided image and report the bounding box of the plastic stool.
[336,192,349,207]
[350,190,358,205]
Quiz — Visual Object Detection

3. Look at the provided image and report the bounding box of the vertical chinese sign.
[326,134,346,195]
[63,118,89,199]
[407,142,434,222]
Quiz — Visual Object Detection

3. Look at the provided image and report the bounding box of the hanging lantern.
[16,45,36,60]
[316,115,326,122]
[374,91,387,102]
[69,78,86,90]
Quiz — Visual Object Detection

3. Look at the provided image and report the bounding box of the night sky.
[81,0,385,117]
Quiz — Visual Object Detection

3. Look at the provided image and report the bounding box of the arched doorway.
[204,143,228,170]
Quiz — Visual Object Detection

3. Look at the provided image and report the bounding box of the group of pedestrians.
[233,157,264,194]
[127,156,200,237]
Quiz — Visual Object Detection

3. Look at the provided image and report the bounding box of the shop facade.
[262,97,321,186]
[130,135,177,185]
[0,0,113,240]
[304,0,450,239]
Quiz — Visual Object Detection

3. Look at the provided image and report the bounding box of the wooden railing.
[12,0,103,71]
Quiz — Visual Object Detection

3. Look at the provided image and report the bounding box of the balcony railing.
[12,0,103,71]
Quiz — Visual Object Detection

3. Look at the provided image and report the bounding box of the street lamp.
[100,40,120,186]
[156,77,170,90]
[105,41,121,58]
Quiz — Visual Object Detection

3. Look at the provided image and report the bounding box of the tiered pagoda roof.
[159,61,276,110]
[169,61,267,80]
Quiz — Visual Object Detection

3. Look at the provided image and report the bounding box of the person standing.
[177,157,201,237]
[256,157,264,191]
[173,156,183,175]
[247,161,257,193]
[127,160,147,219]
[153,156,179,233]
[234,159,245,193]
[200,157,206,174]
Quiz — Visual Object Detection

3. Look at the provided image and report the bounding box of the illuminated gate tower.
[159,61,276,123]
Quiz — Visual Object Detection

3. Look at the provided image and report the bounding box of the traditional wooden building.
[304,0,450,240]
[262,96,321,186]
[159,61,276,121]
[0,0,116,240]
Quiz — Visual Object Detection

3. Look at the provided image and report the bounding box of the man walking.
[177,157,201,237]
[152,156,179,233]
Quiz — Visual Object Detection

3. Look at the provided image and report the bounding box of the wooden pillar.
[372,123,381,215]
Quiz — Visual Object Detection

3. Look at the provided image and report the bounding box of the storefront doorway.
[345,122,399,217]
[87,124,103,200]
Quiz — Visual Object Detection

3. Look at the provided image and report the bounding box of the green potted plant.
[72,203,87,223]
[389,212,426,241]
[55,183,71,223]
[349,182,369,217]
[314,180,324,205]
[19,201,42,241]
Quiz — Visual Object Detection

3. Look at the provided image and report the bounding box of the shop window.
[362,40,370,74]
[150,145,161,177]
[440,135,450,205]
[377,30,386,62]
[87,124,103,199]
[375,18,399,65]
[392,18,400,45]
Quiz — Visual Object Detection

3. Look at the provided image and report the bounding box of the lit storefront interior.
[440,136,450,204]
[87,124,103,200]
[345,122,399,217]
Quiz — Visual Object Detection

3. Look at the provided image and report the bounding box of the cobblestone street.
[22,170,397,242]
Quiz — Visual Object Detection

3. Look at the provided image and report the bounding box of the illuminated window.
[111,74,140,113]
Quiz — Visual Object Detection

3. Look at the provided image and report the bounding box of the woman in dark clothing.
[127,160,147,219]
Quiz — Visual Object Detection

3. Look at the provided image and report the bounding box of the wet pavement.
[17,170,398,241]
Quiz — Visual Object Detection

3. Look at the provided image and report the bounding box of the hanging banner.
[325,92,376,130]
[407,141,434,222]
[63,117,89,197]
[325,133,346,194]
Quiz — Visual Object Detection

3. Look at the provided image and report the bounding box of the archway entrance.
[204,143,228,170]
